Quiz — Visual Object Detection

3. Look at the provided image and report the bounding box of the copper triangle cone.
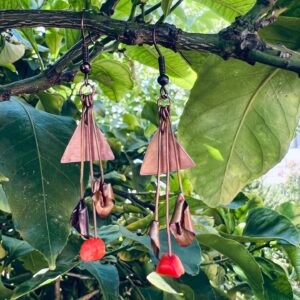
[61,119,115,163]
[140,129,195,175]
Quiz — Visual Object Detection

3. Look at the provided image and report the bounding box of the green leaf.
[276,201,300,225]
[113,0,132,18]
[178,56,300,207]
[198,231,264,299]
[180,271,217,300]
[0,185,10,213]
[64,29,81,49]
[126,45,197,90]
[282,244,300,281]
[36,92,65,114]
[0,279,13,300]
[244,208,300,246]
[256,257,293,300]
[90,59,133,101]
[147,272,182,295]
[0,0,20,8]
[120,226,201,276]
[0,98,82,269]
[45,29,63,58]
[11,235,81,299]
[80,262,120,300]
[141,101,159,126]
[277,0,300,17]
[19,250,48,273]
[260,16,300,50]
[161,0,173,16]
[2,235,34,262]
[196,0,255,22]
[21,29,44,69]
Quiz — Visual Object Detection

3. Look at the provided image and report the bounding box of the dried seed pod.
[149,220,160,258]
[170,193,195,247]
[93,181,115,218]
[70,198,89,238]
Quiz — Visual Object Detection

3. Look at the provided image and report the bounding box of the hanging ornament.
[140,27,196,278]
[61,14,115,262]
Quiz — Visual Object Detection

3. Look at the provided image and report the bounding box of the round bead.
[80,62,91,74]
[157,74,169,86]
[80,238,106,261]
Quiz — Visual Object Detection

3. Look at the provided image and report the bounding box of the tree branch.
[0,33,102,100]
[0,0,299,99]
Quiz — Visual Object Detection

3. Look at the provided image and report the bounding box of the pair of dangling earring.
[60,22,196,278]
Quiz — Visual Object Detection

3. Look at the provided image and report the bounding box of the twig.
[55,278,61,300]
[78,290,100,300]
[200,258,230,266]
[114,189,155,211]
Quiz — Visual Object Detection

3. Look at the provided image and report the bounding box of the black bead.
[80,62,91,74]
[157,74,169,86]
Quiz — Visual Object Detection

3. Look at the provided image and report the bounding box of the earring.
[61,13,115,262]
[140,27,196,278]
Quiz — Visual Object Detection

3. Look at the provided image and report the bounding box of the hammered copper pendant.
[61,117,114,163]
[140,127,195,175]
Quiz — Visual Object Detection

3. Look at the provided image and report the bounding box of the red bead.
[156,254,185,278]
[80,238,106,262]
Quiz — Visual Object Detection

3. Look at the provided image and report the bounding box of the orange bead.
[80,238,106,262]
[156,253,185,278]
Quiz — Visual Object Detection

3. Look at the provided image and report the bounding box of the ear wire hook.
[80,11,91,85]
[153,24,169,100]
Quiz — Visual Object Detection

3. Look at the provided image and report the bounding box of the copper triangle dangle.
[140,126,195,175]
[61,115,114,163]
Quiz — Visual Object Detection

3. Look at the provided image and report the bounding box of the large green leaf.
[161,0,173,17]
[282,244,300,281]
[81,262,119,300]
[260,16,300,50]
[256,257,293,300]
[90,59,133,102]
[180,271,217,300]
[11,235,81,299]
[198,231,264,299]
[0,185,10,213]
[178,56,300,207]
[120,226,201,276]
[0,279,13,300]
[1,235,34,262]
[196,0,255,22]
[244,208,300,246]
[276,201,300,225]
[147,272,182,295]
[0,98,82,269]
[125,45,197,90]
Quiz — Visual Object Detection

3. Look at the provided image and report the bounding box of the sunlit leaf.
[179,56,300,207]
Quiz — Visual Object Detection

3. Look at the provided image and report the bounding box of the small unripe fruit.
[80,238,106,262]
